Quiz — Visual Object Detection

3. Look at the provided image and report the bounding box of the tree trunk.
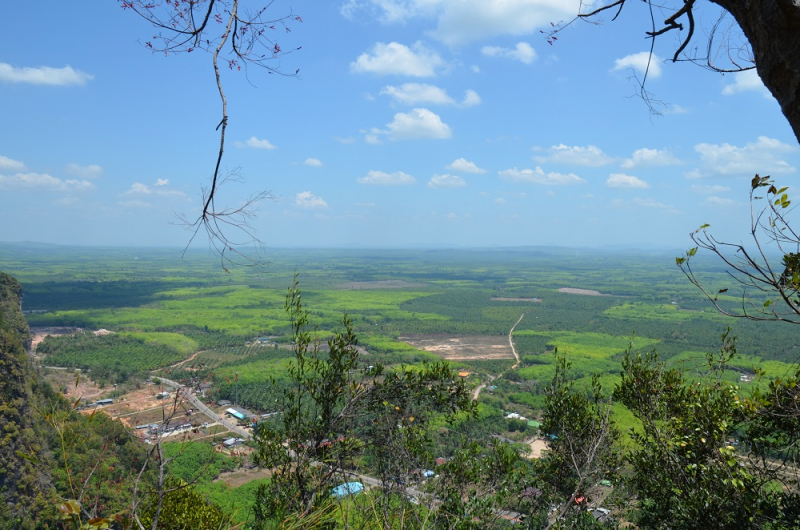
[711,0,800,143]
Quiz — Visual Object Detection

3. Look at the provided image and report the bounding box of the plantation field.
[3,242,799,421]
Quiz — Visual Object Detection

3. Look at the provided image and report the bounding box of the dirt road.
[473,312,525,400]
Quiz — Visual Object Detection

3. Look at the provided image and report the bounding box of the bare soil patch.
[336,280,426,290]
[400,335,513,361]
[491,297,542,302]
[527,439,548,459]
[558,287,610,297]
[215,466,272,488]
[44,368,106,402]
[31,326,79,351]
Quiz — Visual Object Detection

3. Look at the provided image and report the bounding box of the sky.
[1,0,798,250]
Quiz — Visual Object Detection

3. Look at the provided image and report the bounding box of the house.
[96,399,113,406]
[331,482,364,498]
[505,412,528,421]
[217,399,232,407]
[223,437,243,447]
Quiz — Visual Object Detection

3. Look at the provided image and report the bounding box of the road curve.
[473,312,526,401]
[157,377,252,440]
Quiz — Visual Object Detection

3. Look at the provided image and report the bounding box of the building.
[226,408,246,421]
[331,482,364,498]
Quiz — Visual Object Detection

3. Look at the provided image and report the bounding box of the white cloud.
[295,191,328,209]
[381,83,455,105]
[621,148,680,169]
[722,69,769,97]
[428,174,466,188]
[446,157,486,174]
[481,42,536,64]
[365,133,383,144]
[606,173,650,189]
[350,42,444,77]
[432,0,577,46]
[65,163,103,179]
[703,196,736,206]
[357,170,416,185]
[381,108,452,140]
[126,182,152,195]
[303,158,323,167]
[235,136,277,150]
[613,52,663,79]
[632,197,680,214]
[0,63,93,86]
[694,136,797,175]
[691,184,731,194]
[125,181,189,200]
[0,172,94,192]
[462,89,481,107]
[533,144,614,167]
[0,155,25,171]
[494,197,506,204]
[499,166,585,185]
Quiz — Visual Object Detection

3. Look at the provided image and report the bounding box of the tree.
[251,276,475,528]
[560,1,800,143]
[121,0,302,267]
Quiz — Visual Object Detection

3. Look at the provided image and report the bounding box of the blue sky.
[1,1,798,249]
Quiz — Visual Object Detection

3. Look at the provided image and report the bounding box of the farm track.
[473,312,525,400]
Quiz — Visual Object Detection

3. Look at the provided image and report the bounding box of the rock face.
[0,272,53,528]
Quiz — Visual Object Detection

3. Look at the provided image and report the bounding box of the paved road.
[157,377,252,440]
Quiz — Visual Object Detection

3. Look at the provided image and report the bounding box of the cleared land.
[491,297,542,302]
[400,335,513,361]
[336,280,426,289]
[558,287,611,296]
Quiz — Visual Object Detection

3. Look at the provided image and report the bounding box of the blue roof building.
[331,482,364,498]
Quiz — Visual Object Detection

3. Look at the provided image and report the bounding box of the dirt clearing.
[558,288,611,296]
[336,280,426,289]
[491,297,542,302]
[527,439,548,459]
[400,335,513,361]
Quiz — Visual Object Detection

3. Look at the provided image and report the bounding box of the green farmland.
[4,242,797,418]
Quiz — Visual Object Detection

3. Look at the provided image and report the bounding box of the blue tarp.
[331,482,364,498]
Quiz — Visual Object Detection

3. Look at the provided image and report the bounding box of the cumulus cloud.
[65,163,103,179]
[606,173,650,189]
[0,155,25,171]
[372,108,452,140]
[0,63,94,86]
[295,191,328,209]
[125,181,189,200]
[462,89,481,107]
[446,158,486,174]
[381,83,455,105]
[621,148,680,169]
[304,158,323,167]
[350,42,444,77]
[722,69,769,97]
[433,0,576,46]
[0,172,94,192]
[235,136,277,150]
[613,52,663,79]
[341,1,574,46]
[481,42,536,64]
[693,136,797,175]
[357,170,416,185]
[533,144,614,167]
[499,166,585,185]
[428,174,466,188]
[126,182,152,195]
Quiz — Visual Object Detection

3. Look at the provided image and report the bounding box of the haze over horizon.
[2,1,797,250]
